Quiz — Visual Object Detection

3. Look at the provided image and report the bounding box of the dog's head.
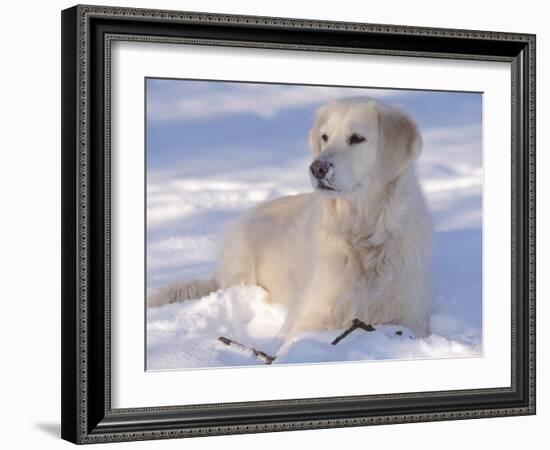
[308,98,422,196]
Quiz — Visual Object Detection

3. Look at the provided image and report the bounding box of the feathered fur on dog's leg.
[147,279,218,307]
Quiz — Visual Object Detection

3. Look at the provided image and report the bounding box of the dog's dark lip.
[317,180,336,191]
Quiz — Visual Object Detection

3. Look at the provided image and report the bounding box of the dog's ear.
[376,106,422,184]
[308,127,322,157]
[308,105,329,157]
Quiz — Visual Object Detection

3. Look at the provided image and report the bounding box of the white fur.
[147,279,217,307]
[150,98,433,338]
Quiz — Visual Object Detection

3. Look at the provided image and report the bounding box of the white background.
[0,0,545,448]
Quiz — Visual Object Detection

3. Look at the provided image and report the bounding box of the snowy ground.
[146,82,483,370]
[147,286,481,370]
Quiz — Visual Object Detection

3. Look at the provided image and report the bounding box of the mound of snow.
[147,286,481,370]
[147,286,286,369]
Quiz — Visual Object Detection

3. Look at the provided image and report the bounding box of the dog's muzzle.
[309,160,332,180]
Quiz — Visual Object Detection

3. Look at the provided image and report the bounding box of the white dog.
[148,98,432,338]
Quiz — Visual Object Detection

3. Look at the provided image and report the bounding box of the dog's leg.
[283,251,355,340]
[216,222,258,289]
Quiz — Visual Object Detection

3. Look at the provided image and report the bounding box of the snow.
[147,286,481,370]
[146,85,483,370]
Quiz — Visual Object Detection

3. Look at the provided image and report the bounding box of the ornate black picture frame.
[61,4,536,444]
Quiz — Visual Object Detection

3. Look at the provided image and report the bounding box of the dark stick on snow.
[218,336,277,365]
[331,319,376,345]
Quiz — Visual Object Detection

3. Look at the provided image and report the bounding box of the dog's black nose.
[310,160,331,180]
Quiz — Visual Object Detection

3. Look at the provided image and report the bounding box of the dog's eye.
[348,133,366,145]
[321,134,329,143]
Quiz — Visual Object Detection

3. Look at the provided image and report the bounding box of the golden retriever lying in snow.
[148,98,432,338]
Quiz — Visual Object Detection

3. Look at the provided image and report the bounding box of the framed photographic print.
[61,4,536,444]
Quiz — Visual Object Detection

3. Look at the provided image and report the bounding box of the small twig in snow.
[218,336,277,365]
[331,319,376,345]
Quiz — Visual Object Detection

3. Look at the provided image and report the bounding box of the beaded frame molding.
[61,4,536,444]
